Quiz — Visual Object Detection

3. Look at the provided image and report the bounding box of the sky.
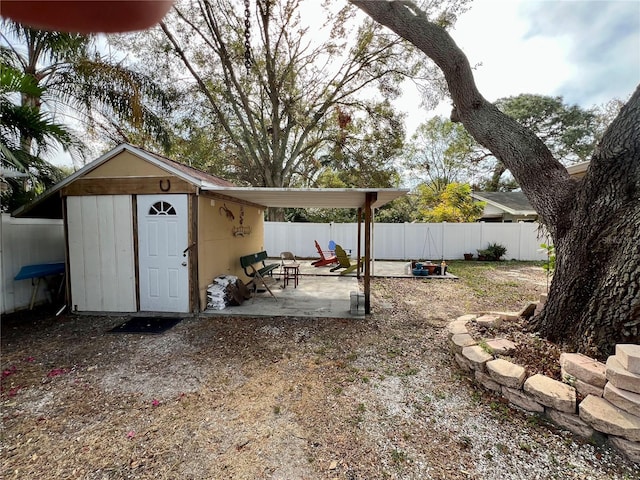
[399,0,640,133]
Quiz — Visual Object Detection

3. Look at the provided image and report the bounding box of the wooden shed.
[14,143,408,315]
[14,144,266,313]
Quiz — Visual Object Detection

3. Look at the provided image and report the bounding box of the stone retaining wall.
[448,314,640,463]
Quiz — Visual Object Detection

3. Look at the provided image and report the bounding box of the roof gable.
[12,143,235,218]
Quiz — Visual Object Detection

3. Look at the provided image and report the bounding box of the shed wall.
[197,197,264,309]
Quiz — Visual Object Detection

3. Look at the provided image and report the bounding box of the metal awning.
[200,187,409,315]
[200,187,409,209]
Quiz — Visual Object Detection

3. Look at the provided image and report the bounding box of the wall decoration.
[219,203,235,221]
[233,225,252,237]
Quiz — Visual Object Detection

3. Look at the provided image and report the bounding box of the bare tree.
[351,0,639,357]
[150,0,462,219]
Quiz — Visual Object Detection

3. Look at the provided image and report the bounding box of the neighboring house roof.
[471,191,537,217]
[566,161,589,179]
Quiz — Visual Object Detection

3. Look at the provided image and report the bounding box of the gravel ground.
[1,263,638,479]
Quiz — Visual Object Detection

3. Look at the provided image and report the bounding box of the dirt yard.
[2,262,638,479]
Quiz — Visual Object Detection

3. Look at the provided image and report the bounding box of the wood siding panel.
[82,197,102,311]
[114,196,137,310]
[67,196,136,312]
[67,197,87,311]
[97,196,117,309]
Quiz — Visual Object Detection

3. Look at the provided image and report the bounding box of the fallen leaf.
[47,368,67,377]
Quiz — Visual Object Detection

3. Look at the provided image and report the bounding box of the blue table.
[14,262,65,309]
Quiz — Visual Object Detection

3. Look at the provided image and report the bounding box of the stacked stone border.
[448,313,640,463]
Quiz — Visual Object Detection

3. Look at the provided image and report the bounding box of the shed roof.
[203,186,408,209]
[13,144,408,218]
[12,144,235,218]
[139,147,235,187]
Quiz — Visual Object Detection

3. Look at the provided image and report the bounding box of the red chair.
[311,240,338,267]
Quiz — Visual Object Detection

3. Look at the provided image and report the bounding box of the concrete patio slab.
[206,274,359,319]
[203,260,457,319]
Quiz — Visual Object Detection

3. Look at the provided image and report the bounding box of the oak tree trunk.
[352,1,640,358]
[536,97,640,357]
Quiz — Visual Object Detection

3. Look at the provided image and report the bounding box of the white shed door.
[137,195,189,312]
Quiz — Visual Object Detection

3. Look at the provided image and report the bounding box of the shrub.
[484,242,507,261]
[540,243,555,273]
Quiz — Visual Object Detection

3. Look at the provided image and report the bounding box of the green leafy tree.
[0,65,75,211]
[1,21,173,165]
[417,182,484,222]
[314,100,405,188]
[404,116,482,190]
[375,195,416,223]
[481,94,597,191]
[354,1,639,357]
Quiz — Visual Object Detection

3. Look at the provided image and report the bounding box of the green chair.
[330,245,362,275]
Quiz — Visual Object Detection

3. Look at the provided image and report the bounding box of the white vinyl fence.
[265,221,550,261]
[1,213,66,314]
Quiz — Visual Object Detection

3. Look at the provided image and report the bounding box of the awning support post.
[364,192,376,315]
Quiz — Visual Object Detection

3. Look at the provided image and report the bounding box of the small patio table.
[282,263,300,289]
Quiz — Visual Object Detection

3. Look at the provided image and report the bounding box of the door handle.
[183,242,196,257]
[181,261,187,267]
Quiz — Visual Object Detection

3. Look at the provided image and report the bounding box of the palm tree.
[0,65,75,211]
[0,21,173,165]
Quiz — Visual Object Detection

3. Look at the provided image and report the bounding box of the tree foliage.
[415,182,484,222]
[0,64,71,211]
[480,94,597,191]
[406,97,599,193]
[1,21,173,165]
[314,100,405,189]
[404,115,481,189]
[122,0,467,218]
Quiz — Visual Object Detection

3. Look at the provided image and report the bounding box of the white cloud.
[400,0,640,133]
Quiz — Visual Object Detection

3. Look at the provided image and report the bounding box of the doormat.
[108,317,182,334]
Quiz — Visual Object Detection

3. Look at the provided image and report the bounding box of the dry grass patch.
[2,263,638,479]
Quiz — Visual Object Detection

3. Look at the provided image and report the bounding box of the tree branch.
[350,0,576,234]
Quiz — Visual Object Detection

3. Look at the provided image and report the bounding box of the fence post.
[518,221,524,260]
[404,222,407,260]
